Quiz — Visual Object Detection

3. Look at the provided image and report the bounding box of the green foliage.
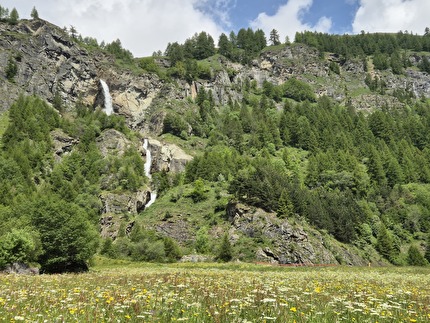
[269,29,281,46]
[163,112,189,139]
[277,189,294,218]
[376,224,395,262]
[187,178,208,203]
[195,227,210,254]
[283,78,316,102]
[163,237,182,262]
[295,30,430,58]
[0,5,9,21]
[138,57,160,74]
[329,61,340,75]
[5,56,17,82]
[407,245,427,266]
[30,6,39,19]
[425,235,430,263]
[105,39,134,64]
[8,7,19,24]
[216,234,233,262]
[0,228,42,268]
[29,194,99,273]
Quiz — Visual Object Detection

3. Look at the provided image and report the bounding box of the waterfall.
[143,138,157,208]
[100,80,113,115]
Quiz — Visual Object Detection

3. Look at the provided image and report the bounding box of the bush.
[282,78,316,102]
[163,112,189,138]
[164,237,182,262]
[0,229,42,268]
[407,245,427,266]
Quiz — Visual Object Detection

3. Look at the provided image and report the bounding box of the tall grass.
[1,263,429,322]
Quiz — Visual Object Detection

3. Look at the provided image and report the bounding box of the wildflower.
[290,307,297,312]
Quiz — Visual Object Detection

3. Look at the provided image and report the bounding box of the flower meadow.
[0,263,429,322]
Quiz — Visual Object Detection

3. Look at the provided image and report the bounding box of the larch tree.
[270,29,281,46]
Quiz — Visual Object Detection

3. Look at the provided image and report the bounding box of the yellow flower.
[290,307,297,312]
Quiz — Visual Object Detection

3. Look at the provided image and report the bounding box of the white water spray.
[100,80,113,115]
[143,138,157,208]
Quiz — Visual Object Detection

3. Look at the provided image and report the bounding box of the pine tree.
[407,245,427,266]
[216,233,232,262]
[5,56,17,82]
[9,8,19,24]
[30,6,39,19]
[277,189,294,218]
[376,224,394,262]
[269,29,281,46]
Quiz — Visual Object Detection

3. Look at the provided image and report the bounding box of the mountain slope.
[1,18,430,270]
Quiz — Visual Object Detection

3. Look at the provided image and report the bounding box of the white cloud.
[1,0,226,57]
[352,0,430,34]
[250,0,332,42]
[195,0,237,28]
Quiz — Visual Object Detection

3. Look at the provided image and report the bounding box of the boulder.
[96,129,131,157]
[146,138,193,173]
[50,129,79,163]
[99,189,150,215]
[3,262,39,275]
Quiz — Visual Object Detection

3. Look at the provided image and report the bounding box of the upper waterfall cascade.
[100,80,113,116]
[143,138,157,208]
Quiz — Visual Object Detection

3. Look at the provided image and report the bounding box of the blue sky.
[3,1,430,56]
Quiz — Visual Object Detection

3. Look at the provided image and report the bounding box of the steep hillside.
[1,18,430,271]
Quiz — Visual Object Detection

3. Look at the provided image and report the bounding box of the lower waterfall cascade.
[100,79,113,116]
[143,138,157,208]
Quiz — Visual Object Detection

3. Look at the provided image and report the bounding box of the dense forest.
[1,6,430,272]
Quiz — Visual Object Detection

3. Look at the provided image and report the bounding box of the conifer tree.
[277,189,294,218]
[30,6,39,19]
[376,224,394,262]
[407,245,427,266]
[269,29,281,46]
[216,233,232,262]
[5,56,17,82]
[9,7,19,24]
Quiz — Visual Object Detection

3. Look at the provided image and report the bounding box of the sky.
[2,0,430,57]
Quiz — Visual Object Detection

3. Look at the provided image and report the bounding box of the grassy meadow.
[1,261,429,322]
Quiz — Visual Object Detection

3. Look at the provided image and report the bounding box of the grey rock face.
[227,202,368,265]
[145,138,193,173]
[3,262,39,275]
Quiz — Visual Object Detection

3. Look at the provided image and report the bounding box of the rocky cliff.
[3,19,430,125]
[226,202,374,266]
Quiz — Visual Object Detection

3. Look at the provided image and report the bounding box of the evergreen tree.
[218,33,233,58]
[5,56,17,82]
[30,6,39,19]
[216,233,232,262]
[0,5,9,21]
[407,245,427,266]
[9,7,19,24]
[376,224,394,262]
[163,237,182,262]
[277,189,294,218]
[269,29,281,46]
